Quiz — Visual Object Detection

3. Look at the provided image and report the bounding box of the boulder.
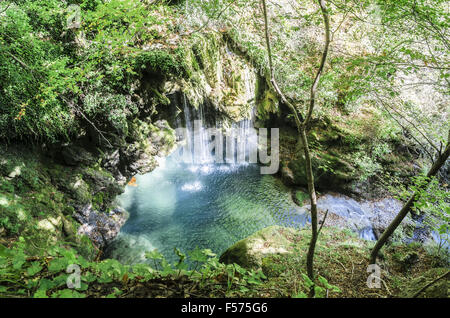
[37,216,62,231]
[287,152,356,192]
[219,226,300,269]
[61,145,95,166]
[361,198,405,240]
[297,193,375,239]
[68,176,91,205]
[74,205,129,248]
[7,164,23,179]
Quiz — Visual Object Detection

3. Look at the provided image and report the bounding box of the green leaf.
[0,244,12,258]
[188,247,209,263]
[12,252,26,270]
[51,289,86,298]
[174,247,186,263]
[27,262,43,276]
[48,258,69,273]
[33,289,48,298]
[144,249,164,260]
[318,276,329,287]
[301,273,314,288]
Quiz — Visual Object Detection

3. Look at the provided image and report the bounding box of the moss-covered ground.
[1,223,447,298]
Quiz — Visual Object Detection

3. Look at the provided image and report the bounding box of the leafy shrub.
[353,152,382,181]
[0,0,182,142]
[0,240,269,298]
[82,83,138,135]
[135,50,184,77]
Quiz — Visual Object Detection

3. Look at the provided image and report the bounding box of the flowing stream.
[105,100,308,265]
[105,100,448,265]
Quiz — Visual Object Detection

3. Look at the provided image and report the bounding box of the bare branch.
[184,0,238,36]
[318,209,329,236]
[261,0,303,132]
[0,2,11,15]
[374,94,440,157]
[304,0,330,126]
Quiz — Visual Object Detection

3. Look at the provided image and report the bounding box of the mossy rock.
[219,226,300,270]
[399,268,449,298]
[82,167,122,206]
[294,190,309,207]
[61,145,96,166]
[287,151,356,190]
[288,156,317,187]
[320,129,342,144]
[69,176,92,205]
[261,254,286,278]
[394,250,420,272]
[280,165,295,186]
[256,89,279,121]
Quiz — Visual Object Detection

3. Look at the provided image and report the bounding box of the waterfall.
[181,94,194,164]
[176,94,258,168]
[180,95,216,165]
[231,115,257,164]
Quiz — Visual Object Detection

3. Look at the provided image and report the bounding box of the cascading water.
[180,95,216,165]
[105,96,309,265]
[176,93,257,166]
[105,96,445,266]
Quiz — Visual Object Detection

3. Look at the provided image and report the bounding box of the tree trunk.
[304,0,330,284]
[301,128,318,280]
[261,0,330,294]
[370,139,450,264]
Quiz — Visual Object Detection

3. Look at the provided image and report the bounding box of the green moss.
[261,255,286,278]
[92,192,104,210]
[0,178,14,195]
[219,226,300,270]
[257,89,279,121]
[128,119,151,143]
[190,33,222,88]
[0,145,113,259]
[135,50,184,77]
[220,240,251,268]
[295,191,309,206]
[151,88,171,106]
[181,32,257,121]
[0,193,26,235]
[399,268,449,298]
[81,167,122,211]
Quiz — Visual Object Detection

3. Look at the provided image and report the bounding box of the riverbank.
[1,0,448,299]
[1,225,447,298]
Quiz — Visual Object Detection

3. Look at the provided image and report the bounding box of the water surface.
[106,154,307,265]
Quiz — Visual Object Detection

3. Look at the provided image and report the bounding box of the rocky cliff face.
[0,27,427,256]
[0,31,264,254]
[272,113,420,199]
[0,119,176,253]
[65,33,262,249]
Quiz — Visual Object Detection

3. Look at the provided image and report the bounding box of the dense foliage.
[0,0,186,142]
[0,0,448,299]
